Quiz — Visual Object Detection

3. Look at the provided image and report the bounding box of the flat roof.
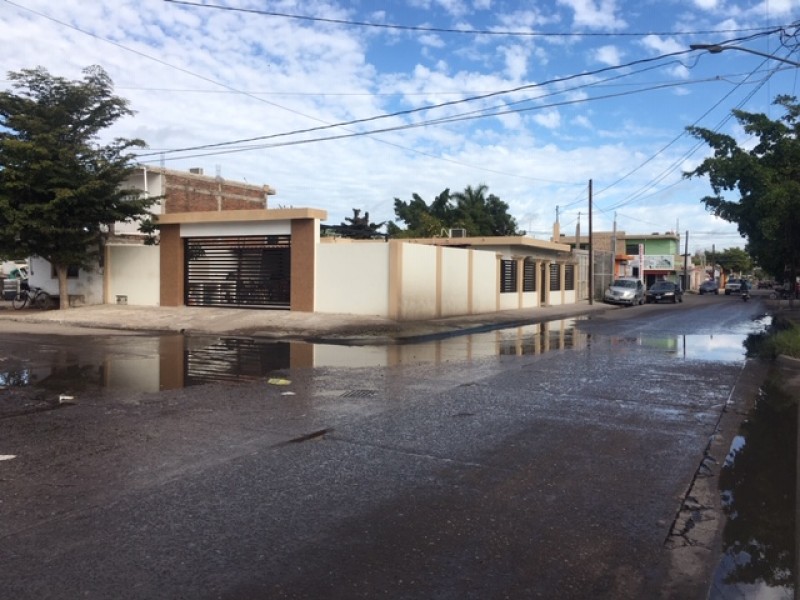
[402,235,571,253]
[155,208,328,225]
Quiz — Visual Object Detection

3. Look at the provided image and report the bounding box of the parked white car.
[603,277,645,306]
[724,278,742,295]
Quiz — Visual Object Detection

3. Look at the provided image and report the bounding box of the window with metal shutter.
[185,235,291,309]
[523,260,536,292]
[500,259,517,293]
[549,263,560,291]
[565,264,575,291]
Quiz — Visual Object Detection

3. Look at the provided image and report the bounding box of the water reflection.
[0,320,587,393]
[709,378,797,599]
[0,320,762,394]
[610,333,751,362]
[313,318,586,367]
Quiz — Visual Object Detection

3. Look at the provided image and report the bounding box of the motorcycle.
[742,290,750,302]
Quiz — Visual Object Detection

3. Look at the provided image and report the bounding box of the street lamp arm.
[690,43,800,67]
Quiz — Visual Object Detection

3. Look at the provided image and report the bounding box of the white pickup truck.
[724,278,742,295]
[1,262,28,300]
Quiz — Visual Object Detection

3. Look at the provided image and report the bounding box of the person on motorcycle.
[740,279,750,300]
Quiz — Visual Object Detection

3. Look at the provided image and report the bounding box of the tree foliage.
[685,95,800,283]
[0,66,154,308]
[704,247,753,275]
[388,184,522,238]
[326,208,386,239]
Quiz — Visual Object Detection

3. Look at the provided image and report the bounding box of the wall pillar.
[160,224,183,307]
[290,219,316,312]
[543,261,551,306]
[388,240,402,320]
[515,256,525,308]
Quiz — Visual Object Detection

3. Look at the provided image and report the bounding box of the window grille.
[185,235,291,308]
[500,259,517,293]
[549,263,560,291]
[565,264,575,291]
[523,260,536,292]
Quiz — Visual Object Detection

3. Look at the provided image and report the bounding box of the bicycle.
[12,281,54,310]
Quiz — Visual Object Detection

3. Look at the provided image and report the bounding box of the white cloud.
[594,45,623,66]
[572,114,592,128]
[419,33,446,48]
[501,44,529,80]
[640,35,684,55]
[0,0,793,253]
[557,0,627,30]
[692,0,719,10]
[534,110,562,129]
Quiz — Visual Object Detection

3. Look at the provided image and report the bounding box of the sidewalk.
[0,300,616,343]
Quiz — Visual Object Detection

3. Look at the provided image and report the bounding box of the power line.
[0,0,571,185]
[138,77,727,162]
[135,48,703,158]
[163,0,792,40]
[596,45,789,213]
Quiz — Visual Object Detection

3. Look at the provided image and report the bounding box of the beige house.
[28,166,586,319]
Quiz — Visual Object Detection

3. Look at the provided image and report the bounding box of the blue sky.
[1,0,799,253]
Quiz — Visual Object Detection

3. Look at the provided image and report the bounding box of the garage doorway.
[185,235,291,309]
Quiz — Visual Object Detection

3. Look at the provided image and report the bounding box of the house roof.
[402,235,572,254]
[135,165,277,195]
[155,208,328,225]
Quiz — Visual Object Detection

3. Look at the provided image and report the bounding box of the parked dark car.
[646,281,683,304]
[698,279,719,295]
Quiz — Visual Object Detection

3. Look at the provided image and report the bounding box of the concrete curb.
[0,301,618,343]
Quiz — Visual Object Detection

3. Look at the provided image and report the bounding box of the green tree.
[388,189,451,238]
[451,183,521,236]
[389,184,523,237]
[0,66,154,309]
[685,95,800,287]
[705,247,753,276]
[330,208,386,239]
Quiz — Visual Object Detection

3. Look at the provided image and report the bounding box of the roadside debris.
[267,377,291,386]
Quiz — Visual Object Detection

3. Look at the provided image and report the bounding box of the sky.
[1,0,799,254]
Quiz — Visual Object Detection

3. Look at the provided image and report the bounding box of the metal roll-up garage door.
[185,235,291,309]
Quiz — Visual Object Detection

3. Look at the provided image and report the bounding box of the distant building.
[113,166,277,239]
[557,230,695,289]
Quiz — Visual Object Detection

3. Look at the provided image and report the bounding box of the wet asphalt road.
[0,294,771,599]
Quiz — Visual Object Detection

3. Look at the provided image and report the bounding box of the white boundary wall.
[108,245,160,306]
[439,247,470,316]
[399,243,438,319]
[471,250,497,314]
[28,256,104,304]
[314,241,577,319]
[315,242,390,315]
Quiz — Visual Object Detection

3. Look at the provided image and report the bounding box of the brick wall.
[162,172,271,214]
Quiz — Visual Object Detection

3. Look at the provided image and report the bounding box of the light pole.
[689,43,800,67]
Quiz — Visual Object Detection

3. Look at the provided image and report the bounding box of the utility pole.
[712,244,716,282]
[683,230,689,291]
[611,212,617,277]
[588,180,593,305]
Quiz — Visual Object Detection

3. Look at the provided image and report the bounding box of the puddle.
[0,317,769,394]
[0,320,589,393]
[709,381,798,599]
[614,316,772,363]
